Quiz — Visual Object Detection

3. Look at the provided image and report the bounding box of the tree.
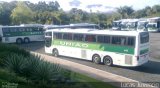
[117,6,134,19]
[10,2,34,24]
[0,1,17,25]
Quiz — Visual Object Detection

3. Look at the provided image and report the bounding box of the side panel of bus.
[2,35,44,43]
[1,27,44,43]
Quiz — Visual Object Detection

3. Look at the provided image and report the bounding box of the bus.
[120,19,138,31]
[45,29,149,67]
[137,19,148,31]
[147,17,160,32]
[0,25,44,44]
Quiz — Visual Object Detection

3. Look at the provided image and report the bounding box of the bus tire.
[92,54,101,64]
[16,38,23,44]
[24,37,30,43]
[103,56,113,66]
[52,49,59,57]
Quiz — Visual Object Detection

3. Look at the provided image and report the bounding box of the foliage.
[10,1,34,24]
[4,53,28,74]
[0,1,160,27]
[0,43,30,66]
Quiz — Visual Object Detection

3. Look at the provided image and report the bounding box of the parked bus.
[0,25,44,44]
[147,17,160,32]
[45,29,149,67]
[137,19,148,31]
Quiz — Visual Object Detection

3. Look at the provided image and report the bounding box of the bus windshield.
[137,22,147,30]
[147,24,157,29]
[127,22,137,29]
[112,22,120,27]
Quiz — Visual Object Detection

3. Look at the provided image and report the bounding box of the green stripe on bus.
[140,48,149,55]
[52,39,134,55]
[3,31,44,37]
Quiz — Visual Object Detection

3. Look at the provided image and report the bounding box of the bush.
[4,53,28,75]
[0,69,27,83]
[0,43,30,66]
[0,43,30,57]
[3,52,72,88]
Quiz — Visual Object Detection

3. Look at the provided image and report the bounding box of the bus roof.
[46,28,144,36]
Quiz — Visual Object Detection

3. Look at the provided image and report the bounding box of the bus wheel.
[103,56,113,66]
[24,38,30,43]
[16,38,23,44]
[52,49,59,57]
[92,54,101,64]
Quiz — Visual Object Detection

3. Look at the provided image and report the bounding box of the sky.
[2,0,160,12]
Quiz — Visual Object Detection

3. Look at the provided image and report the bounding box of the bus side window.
[85,35,96,42]
[73,34,84,41]
[97,35,104,43]
[112,36,126,45]
[127,37,135,47]
[54,33,62,39]
[97,35,110,43]
[63,33,72,40]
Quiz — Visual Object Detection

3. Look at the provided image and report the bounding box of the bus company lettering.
[59,41,88,48]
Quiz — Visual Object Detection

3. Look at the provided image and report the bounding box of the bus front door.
[45,36,52,47]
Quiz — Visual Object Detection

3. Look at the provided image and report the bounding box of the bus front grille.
[125,55,132,65]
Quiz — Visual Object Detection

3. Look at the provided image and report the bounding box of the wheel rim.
[17,39,21,44]
[53,50,58,56]
[93,55,100,63]
[25,39,29,43]
[104,58,111,65]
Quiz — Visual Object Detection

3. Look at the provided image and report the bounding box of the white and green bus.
[0,25,44,44]
[147,17,160,32]
[45,29,149,67]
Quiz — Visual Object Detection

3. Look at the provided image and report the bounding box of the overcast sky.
[2,0,160,12]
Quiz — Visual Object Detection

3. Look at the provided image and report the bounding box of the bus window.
[73,34,84,41]
[97,35,110,43]
[63,33,72,40]
[54,33,62,39]
[2,28,10,32]
[140,32,149,44]
[85,35,96,42]
[127,37,135,47]
[112,36,126,45]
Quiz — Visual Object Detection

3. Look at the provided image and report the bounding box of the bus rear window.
[140,32,149,44]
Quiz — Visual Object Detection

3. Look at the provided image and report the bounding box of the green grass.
[0,68,116,88]
[0,68,38,88]
[73,72,117,88]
